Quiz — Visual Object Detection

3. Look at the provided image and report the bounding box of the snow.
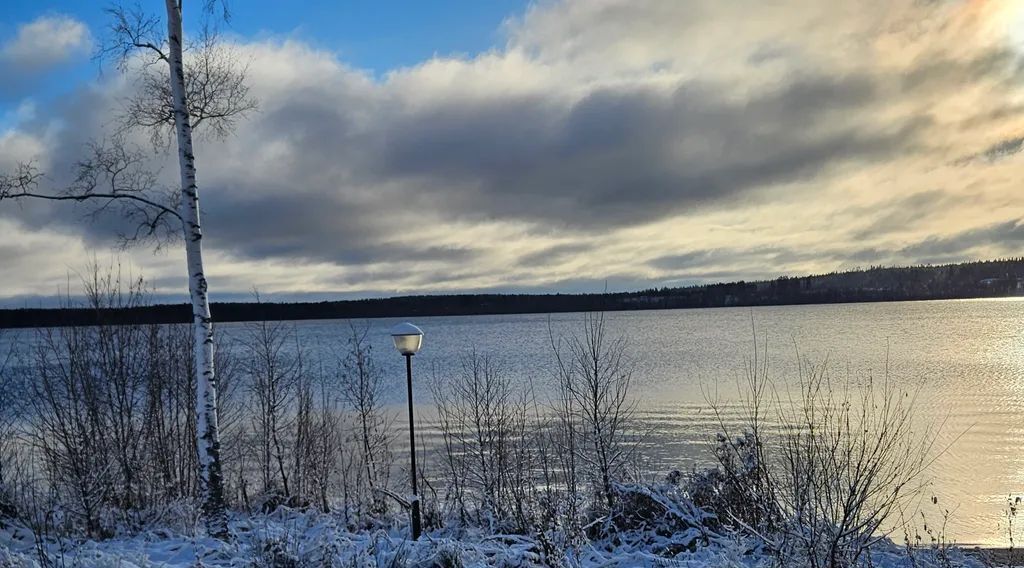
[0,511,991,567]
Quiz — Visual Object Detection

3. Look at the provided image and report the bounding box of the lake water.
[6,298,1024,544]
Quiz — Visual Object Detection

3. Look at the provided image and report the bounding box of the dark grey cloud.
[898,219,1024,260]
[843,246,890,265]
[0,87,139,235]
[747,42,793,66]
[957,136,1024,164]
[649,243,919,281]
[848,189,970,241]
[516,243,593,267]
[649,247,827,283]
[203,191,477,265]
[899,49,1018,94]
[646,217,1024,285]
[371,73,920,229]
[982,137,1024,161]
[648,250,718,271]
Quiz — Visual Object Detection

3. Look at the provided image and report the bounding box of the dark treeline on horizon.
[2,258,1024,328]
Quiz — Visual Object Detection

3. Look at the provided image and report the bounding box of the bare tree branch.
[120,28,257,147]
[0,140,183,249]
[100,4,168,68]
[0,163,45,199]
[204,0,231,25]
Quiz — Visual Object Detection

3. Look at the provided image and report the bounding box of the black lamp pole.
[405,352,422,540]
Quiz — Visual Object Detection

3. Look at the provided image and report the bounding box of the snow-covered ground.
[0,510,992,567]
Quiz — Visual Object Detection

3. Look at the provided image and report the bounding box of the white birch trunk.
[164,0,228,538]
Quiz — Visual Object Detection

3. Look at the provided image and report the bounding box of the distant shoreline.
[2,258,1024,328]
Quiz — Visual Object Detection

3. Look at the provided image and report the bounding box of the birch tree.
[162,0,226,538]
[0,1,255,538]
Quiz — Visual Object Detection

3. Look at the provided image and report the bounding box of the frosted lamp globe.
[390,322,423,355]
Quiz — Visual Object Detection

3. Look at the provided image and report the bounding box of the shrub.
[704,342,938,568]
[431,352,533,532]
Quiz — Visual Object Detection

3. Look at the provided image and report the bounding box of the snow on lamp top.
[390,322,424,355]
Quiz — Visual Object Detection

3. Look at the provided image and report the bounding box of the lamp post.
[390,322,424,540]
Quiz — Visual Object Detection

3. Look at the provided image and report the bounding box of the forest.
[2,258,1023,329]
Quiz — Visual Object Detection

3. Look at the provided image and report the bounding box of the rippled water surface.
[7,298,1024,544]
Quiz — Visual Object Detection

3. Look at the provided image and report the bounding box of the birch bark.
[164,0,228,538]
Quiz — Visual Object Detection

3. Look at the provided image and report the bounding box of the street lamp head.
[390,322,424,356]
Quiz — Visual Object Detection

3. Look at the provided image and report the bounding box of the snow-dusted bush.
[685,431,776,536]
[549,312,641,516]
[598,481,716,556]
[238,314,340,513]
[241,316,306,505]
[336,323,396,523]
[19,270,195,536]
[705,343,938,568]
[431,352,534,532]
[232,315,397,523]
[0,266,246,539]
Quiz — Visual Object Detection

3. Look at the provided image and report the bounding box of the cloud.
[0,219,89,299]
[0,15,92,103]
[648,250,720,272]
[847,190,972,241]
[898,219,1024,261]
[1,15,92,71]
[370,73,924,229]
[516,243,594,268]
[648,246,837,283]
[955,135,1024,165]
[2,1,1024,299]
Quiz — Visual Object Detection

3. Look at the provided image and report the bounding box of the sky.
[1,0,1024,305]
